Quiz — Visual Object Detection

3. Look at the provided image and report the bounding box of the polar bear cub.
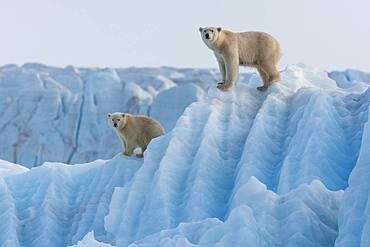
[199,27,281,91]
[108,112,165,158]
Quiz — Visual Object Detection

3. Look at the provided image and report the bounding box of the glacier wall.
[0,64,369,246]
[0,63,368,168]
[0,64,227,167]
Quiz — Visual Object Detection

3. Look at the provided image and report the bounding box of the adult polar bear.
[199,27,281,91]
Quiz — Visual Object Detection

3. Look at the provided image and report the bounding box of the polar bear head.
[108,112,127,130]
[199,27,222,46]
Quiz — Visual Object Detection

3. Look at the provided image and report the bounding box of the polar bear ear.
[122,113,125,118]
[217,27,222,32]
[199,27,203,32]
[107,113,111,118]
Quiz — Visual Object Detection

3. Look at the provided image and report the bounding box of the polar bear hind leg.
[257,62,280,91]
[256,67,270,91]
[136,144,147,158]
[136,136,150,158]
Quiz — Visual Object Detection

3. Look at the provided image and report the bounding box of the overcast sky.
[1,0,369,71]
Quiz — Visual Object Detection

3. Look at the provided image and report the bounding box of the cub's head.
[199,27,222,45]
[107,112,127,130]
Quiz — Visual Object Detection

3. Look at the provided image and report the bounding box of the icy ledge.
[0,64,369,247]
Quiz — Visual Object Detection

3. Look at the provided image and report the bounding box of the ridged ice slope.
[101,64,369,246]
[335,109,370,247]
[1,156,142,246]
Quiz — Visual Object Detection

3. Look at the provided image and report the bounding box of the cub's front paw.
[257,85,268,92]
[136,153,144,158]
[217,81,225,85]
[217,83,233,91]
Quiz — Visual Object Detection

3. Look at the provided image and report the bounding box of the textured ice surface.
[128,178,342,247]
[335,108,370,247]
[71,232,113,247]
[329,69,370,89]
[0,64,369,247]
[1,156,142,246]
[150,83,206,131]
[0,160,29,177]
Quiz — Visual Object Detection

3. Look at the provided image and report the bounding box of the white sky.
[0,0,369,71]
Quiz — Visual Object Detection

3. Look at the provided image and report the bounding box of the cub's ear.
[122,113,125,118]
[107,113,111,118]
[217,27,222,32]
[199,27,203,32]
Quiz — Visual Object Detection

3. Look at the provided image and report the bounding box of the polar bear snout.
[113,123,118,128]
[205,33,210,39]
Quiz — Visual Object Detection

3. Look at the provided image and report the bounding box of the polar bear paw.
[257,85,268,92]
[136,153,144,158]
[217,82,233,91]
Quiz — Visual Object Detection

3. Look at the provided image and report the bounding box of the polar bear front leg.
[215,54,226,85]
[217,54,238,91]
[118,134,127,154]
[256,62,281,91]
[123,141,136,157]
[122,140,127,154]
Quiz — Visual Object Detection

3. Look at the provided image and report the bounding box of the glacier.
[0,64,231,167]
[0,63,369,247]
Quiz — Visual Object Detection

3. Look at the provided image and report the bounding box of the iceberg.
[0,63,369,246]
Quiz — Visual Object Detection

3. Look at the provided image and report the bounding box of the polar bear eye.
[210,30,214,33]
[112,119,114,121]
[117,119,120,121]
